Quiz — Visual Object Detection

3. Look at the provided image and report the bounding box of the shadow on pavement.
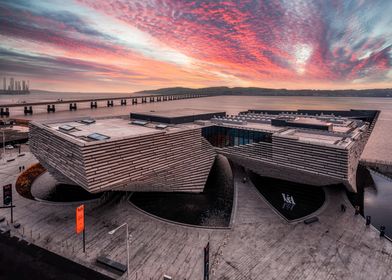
[0,231,113,280]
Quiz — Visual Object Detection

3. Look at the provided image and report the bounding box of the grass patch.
[15,163,46,200]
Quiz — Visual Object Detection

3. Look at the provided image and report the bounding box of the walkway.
[1,152,392,279]
[214,167,392,279]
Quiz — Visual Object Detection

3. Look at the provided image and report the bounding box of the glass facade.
[202,126,272,147]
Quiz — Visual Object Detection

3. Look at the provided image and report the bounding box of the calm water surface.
[364,172,392,237]
[2,93,391,161]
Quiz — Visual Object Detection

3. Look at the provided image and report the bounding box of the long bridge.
[0,92,215,117]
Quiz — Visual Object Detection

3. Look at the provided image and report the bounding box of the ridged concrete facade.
[29,109,376,194]
[216,126,369,192]
[29,122,216,193]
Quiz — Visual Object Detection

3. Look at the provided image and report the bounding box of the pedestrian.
[355,205,360,215]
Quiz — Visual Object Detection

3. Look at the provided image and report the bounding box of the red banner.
[76,205,84,234]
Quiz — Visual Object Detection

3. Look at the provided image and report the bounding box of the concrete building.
[204,110,378,192]
[29,109,377,193]
[29,109,221,193]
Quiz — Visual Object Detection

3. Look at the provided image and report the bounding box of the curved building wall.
[213,130,369,192]
[30,122,216,193]
[29,123,87,187]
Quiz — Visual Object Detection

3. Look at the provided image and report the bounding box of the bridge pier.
[107,100,114,107]
[90,101,97,109]
[0,107,10,117]
[120,99,127,106]
[69,103,77,111]
[149,97,155,102]
[47,104,55,113]
[132,98,138,105]
[163,96,167,101]
[157,96,161,102]
[142,97,147,103]
[24,106,33,115]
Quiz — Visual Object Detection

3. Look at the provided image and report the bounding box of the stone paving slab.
[1,150,392,280]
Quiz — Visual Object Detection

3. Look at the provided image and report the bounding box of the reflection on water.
[364,171,392,238]
[129,155,233,227]
[249,172,325,220]
[348,167,392,239]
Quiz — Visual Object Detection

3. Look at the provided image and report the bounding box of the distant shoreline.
[0,90,30,95]
[2,86,391,98]
[134,86,392,98]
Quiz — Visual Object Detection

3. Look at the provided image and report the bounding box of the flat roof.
[34,108,367,148]
[278,129,346,146]
[131,108,226,124]
[47,118,161,142]
[211,112,367,148]
[211,120,286,133]
[134,108,224,118]
[290,117,331,125]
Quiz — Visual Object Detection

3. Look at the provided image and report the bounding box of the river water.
[1,92,391,162]
[1,92,392,233]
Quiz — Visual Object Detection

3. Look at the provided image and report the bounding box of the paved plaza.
[1,149,392,279]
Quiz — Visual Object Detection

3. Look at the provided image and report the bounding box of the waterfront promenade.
[1,150,392,279]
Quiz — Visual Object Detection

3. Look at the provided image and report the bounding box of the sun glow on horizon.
[0,0,391,92]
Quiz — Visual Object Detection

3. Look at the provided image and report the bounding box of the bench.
[304,217,319,224]
[96,255,127,274]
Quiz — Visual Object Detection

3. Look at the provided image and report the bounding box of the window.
[202,126,272,147]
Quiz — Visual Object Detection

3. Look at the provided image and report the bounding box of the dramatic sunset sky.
[1,0,392,92]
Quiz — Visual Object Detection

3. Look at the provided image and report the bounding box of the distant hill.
[134,86,392,97]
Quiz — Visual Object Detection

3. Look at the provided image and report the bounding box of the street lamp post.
[2,130,5,160]
[108,223,130,276]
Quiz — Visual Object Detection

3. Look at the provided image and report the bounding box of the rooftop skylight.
[59,125,75,131]
[87,133,110,141]
[80,119,96,125]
